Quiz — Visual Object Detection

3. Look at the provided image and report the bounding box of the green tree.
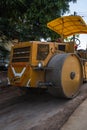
[0,0,77,41]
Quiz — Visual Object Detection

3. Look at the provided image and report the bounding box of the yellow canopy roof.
[47,15,87,38]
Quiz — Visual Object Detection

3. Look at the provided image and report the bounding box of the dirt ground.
[28,84,87,130]
[0,71,87,130]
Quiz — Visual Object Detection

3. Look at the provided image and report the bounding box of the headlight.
[38,62,43,68]
[5,63,8,67]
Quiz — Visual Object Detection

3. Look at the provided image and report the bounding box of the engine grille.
[12,46,31,62]
[37,44,49,60]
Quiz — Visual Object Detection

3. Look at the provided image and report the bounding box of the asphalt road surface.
[61,98,87,130]
[0,83,87,130]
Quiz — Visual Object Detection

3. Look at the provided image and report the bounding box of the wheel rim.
[61,54,83,97]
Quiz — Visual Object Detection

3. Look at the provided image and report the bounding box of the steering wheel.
[70,37,81,46]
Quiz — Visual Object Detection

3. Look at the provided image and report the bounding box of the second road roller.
[8,15,87,98]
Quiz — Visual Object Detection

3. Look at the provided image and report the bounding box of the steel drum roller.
[45,54,83,98]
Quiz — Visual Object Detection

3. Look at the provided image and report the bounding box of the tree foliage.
[0,0,77,41]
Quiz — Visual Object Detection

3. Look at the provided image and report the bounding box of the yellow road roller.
[8,15,87,98]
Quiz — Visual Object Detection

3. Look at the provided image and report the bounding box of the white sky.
[67,0,87,49]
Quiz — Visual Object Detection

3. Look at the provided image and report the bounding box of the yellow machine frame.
[8,15,87,98]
